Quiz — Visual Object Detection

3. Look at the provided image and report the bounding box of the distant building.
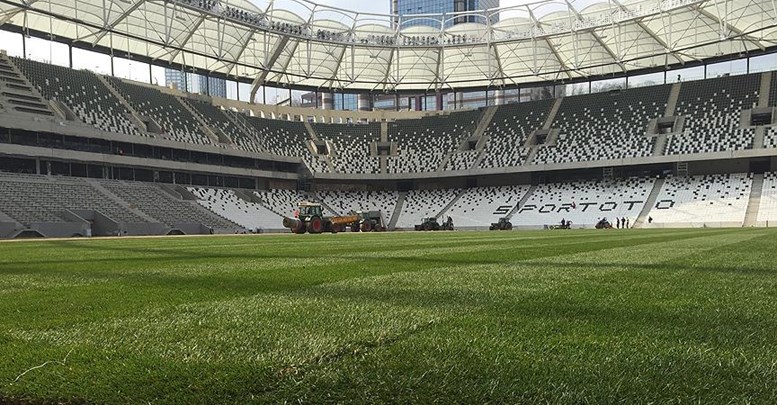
[391,0,499,29]
[164,69,227,98]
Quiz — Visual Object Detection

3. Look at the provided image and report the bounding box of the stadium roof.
[0,0,775,95]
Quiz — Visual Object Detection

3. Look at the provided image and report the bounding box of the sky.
[314,0,389,15]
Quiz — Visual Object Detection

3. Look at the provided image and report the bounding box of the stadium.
[1,0,777,402]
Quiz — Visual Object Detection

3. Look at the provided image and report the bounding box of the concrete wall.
[0,222,19,238]
[31,222,90,238]
[122,223,169,236]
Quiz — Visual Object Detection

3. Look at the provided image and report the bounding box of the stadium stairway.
[315,196,340,217]
[753,127,766,149]
[543,98,563,130]
[665,82,682,116]
[471,106,499,168]
[388,191,407,230]
[650,83,682,157]
[95,74,153,136]
[159,184,198,201]
[0,53,57,118]
[634,178,665,228]
[437,189,468,218]
[524,97,563,165]
[304,121,336,172]
[651,134,669,156]
[507,185,537,219]
[224,109,267,151]
[759,72,772,106]
[85,179,160,224]
[437,108,492,172]
[744,173,764,226]
[176,96,225,145]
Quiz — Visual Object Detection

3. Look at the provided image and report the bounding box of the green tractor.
[489,217,513,230]
[352,210,386,232]
[414,216,454,231]
[414,217,440,231]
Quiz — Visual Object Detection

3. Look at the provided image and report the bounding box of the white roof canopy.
[0,0,775,93]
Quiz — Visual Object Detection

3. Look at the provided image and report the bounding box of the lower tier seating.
[0,174,147,226]
[188,187,284,231]
[645,173,752,227]
[99,180,240,230]
[756,172,777,225]
[253,189,316,218]
[443,185,531,227]
[317,190,398,224]
[394,189,461,229]
[512,178,656,228]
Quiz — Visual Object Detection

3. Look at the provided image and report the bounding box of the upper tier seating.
[512,177,656,228]
[766,126,777,148]
[183,100,265,153]
[443,185,531,227]
[316,190,398,224]
[645,173,752,226]
[0,173,146,225]
[757,172,777,225]
[188,187,284,231]
[240,115,328,172]
[479,100,554,169]
[535,86,669,165]
[13,58,142,137]
[444,151,479,171]
[313,123,381,174]
[107,77,212,145]
[666,74,759,155]
[387,110,481,173]
[100,180,239,229]
[395,188,460,228]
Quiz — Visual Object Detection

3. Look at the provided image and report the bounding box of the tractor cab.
[298,202,323,218]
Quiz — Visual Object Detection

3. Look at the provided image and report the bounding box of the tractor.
[414,217,440,231]
[414,216,454,231]
[282,202,358,234]
[595,218,613,229]
[351,210,386,232]
[489,217,513,230]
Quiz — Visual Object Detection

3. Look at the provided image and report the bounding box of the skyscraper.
[391,0,499,29]
[164,69,227,98]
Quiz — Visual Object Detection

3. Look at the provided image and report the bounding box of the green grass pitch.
[1,229,777,404]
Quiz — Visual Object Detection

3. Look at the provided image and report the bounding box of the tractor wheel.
[423,223,432,231]
[330,224,341,234]
[361,221,372,232]
[350,224,359,232]
[308,217,323,234]
[293,221,306,234]
[505,223,512,230]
